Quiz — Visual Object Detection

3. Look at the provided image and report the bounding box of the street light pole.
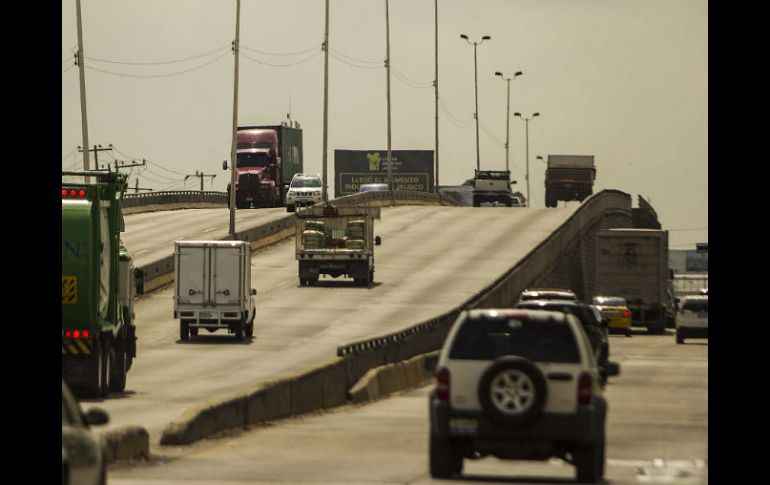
[460,34,491,172]
[228,0,241,236]
[514,111,540,207]
[75,0,91,178]
[494,71,522,173]
[434,0,439,192]
[322,0,330,202]
[386,0,393,199]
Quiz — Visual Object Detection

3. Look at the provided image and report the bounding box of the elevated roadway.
[91,205,577,443]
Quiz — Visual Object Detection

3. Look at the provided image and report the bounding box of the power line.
[85,44,230,66]
[240,50,321,67]
[241,44,320,57]
[62,64,76,75]
[113,147,191,177]
[84,51,229,78]
[329,51,382,70]
[329,48,381,65]
[391,68,433,89]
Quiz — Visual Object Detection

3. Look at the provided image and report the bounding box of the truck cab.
[231,128,279,209]
[472,170,516,207]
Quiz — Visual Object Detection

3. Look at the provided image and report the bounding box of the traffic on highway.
[62,2,706,484]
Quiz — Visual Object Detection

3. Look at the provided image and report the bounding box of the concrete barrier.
[349,352,439,404]
[99,425,149,463]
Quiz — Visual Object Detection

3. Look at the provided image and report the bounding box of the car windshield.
[237,152,269,168]
[476,171,509,180]
[592,296,626,306]
[292,178,321,188]
[449,317,580,363]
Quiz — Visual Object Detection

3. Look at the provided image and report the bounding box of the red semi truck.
[224,122,303,208]
[544,155,596,207]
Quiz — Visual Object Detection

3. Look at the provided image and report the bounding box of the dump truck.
[544,155,596,207]
[62,171,137,398]
[594,228,671,334]
[173,240,256,341]
[472,169,517,207]
[224,122,303,208]
[295,204,381,287]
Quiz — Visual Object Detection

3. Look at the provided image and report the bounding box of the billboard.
[334,150,434,197]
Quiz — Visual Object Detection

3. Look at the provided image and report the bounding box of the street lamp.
[514,111,540,207]
[460,33,491,171]
[494,70,522,173]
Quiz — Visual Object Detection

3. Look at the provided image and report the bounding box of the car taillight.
[435,367,450,400]
[622,310,631,318]
[578,372,593,405]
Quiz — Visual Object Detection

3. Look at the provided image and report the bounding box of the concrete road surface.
[109,332,707,485]
[89,205,575,444]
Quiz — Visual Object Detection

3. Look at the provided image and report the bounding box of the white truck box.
[173,240,256,341]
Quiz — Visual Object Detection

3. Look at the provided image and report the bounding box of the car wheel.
[574,425,605,482]
[190,326,199,337]
[676,333,684,344]
[180,320,189,341]
[245,320,254,338]
[109,342,127,393]
[478,356,547,427]
[429,434,462,478]
[287,204,295,212]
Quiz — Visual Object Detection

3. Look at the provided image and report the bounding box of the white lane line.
[134,250,148,255]
[202,227,217,233]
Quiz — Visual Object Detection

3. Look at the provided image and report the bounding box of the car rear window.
[449,317,580,363]
[682,298,708,312]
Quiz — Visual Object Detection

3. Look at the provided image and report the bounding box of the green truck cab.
[62,171,137,398]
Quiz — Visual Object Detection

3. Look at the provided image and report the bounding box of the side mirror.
[424,355,438,372]
[222,160,228,170]
[605,361,620,377]
[83,407,110,426]
[251,288,257,295]
[510,180,517,185]
[374,236,382,246]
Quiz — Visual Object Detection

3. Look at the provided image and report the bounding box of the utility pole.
[385,0,393,200]
[111,158,146,173]
[434,0,439,192]
[460,34,491,172]
[75,0,90,177]
[322,0,330,202]
[229,0,241,236]
[185,171,216,192]
[78,144,113,170]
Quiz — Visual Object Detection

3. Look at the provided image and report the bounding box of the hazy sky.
[61,0,707,248]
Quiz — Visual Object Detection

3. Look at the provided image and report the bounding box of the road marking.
[135,250,148,255]
[202,227,217,233]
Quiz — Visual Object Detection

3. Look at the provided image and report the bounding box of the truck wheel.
[245,322,254,338]
[234,323,244,341]
[100,344,111,398]
[369,270,374,286]
[109,343,128,393]
[287,204,295,213]
[472,196,480,207]
[83,340,105,398]
[180,320,189,341]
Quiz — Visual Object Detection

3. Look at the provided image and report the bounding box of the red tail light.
[69,189,77,197]
[64,330,72,338]
[622,310,631,318]
[79,189,86,198]
[62,189,67,197]
[578,372,593,405]
[82,330,90,339]
[435,367,450,400]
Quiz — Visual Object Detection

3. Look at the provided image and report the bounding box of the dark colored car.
[516,299,610,385]
[62,380,110,485]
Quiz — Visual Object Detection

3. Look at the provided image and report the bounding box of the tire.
[478,356,547,427]
[287,204,295,213]
[180,320,189,341]
[190,327,199,337]
[429,434,462,478]
[100,343,111,398]
[574,425,605,483]
[245,316,254,338]
[676,333,684,344]
[83,339,105,398]
[472,195,480,207]
[647,324,665,335]
[234,322,244,341]
[109,342,127,393]
[369,270,374,285]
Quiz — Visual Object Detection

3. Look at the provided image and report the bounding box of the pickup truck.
[295,204,381,287]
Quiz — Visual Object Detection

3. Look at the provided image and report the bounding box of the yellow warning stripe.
[61,340,93,356]
[76,340,91,355]
[67,344,79,354]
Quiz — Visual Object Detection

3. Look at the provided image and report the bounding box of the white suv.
[427,308,619,482]
[676,295,708,344]
[286,173,323,212]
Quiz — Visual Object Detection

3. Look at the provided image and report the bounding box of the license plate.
[200,311,213,318]
[449,418,478,434]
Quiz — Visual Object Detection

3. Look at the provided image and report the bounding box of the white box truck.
[173,240,256,341]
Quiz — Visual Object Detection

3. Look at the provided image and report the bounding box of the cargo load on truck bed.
[545,155,596,207]
[295,204,381,287]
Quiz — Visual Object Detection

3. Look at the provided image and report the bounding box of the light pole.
[460,34,491,172]
[494,70,522,173]
[322,0,330,202]
[514,111,540,207]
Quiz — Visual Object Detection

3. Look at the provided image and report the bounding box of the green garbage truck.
[62,171,137,397]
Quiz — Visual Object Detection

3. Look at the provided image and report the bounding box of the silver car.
[676,295,708,344]
[62,380,110,485]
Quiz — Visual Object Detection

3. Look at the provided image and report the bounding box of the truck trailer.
[544,155,596,207]
[225,122,303,208]
[295,204,381,287]
[594,228,671,334]
[173,240,256,341]
[62,171,137,398]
